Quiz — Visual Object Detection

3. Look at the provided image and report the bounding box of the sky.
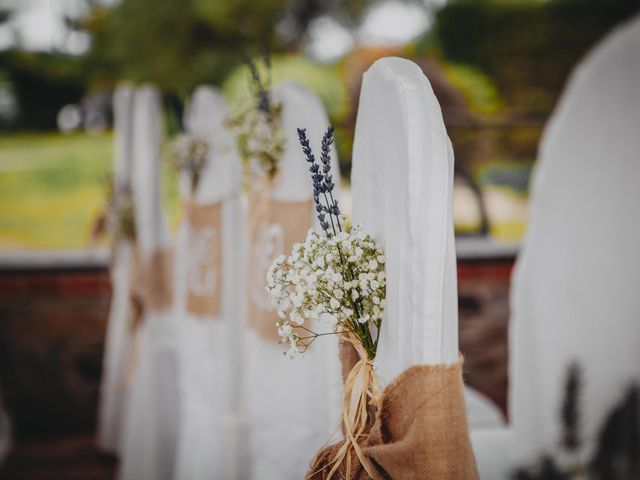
[306,0,446,62]
[0,0,445,59]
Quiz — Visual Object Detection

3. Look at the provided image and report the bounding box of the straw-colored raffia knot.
[308,355,479,480]
[308,333,380,480]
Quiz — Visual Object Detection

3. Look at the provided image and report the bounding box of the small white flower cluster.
[266,225,386,358]
[170,133,211,190]
[227,102,285,179]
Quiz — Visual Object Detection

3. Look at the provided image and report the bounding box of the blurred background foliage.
[0,0,639,247]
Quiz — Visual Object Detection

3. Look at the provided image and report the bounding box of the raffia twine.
[319,332,379,480]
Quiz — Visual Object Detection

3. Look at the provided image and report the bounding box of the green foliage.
[0,133,111,248]
[433,0,640,115]
[86,0,239,95]
[442,62,503,116]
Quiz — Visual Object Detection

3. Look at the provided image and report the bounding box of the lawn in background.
[0,132,178,250]
[0,132,525,251]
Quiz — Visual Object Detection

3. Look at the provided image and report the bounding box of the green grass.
[0,133,112,249]
[0,132,179,250]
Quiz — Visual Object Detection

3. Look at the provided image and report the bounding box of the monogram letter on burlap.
[184,201,222,318]
[246,198,312,342]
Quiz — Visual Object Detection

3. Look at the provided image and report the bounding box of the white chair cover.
[509,14,640,464]
[98,82,136,454]
[119,85,179,480]
[244,81,342,479]
[173,86,246,480]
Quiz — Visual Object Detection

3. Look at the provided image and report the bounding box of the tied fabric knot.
[307,355,479,480]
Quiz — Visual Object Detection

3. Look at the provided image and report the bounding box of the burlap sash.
[121,246,173,389]
[184,200,222,318]
[129,247,174,330]
[308,352,479,480]
[246,195,313,342]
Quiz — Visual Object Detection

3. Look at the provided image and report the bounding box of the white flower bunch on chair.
[267,226,386,358]
[265,127,386,360]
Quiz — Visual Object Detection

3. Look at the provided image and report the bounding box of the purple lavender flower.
[297,126,341,235]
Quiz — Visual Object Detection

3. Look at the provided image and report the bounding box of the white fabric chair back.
[113,83,135,186]
[119,85,178,480]
[245,81,342,480]
[97,82,136,454]
[351,57,458,386]
[132,86,171,258]
[173,86,245,479]
[509,15,640,463]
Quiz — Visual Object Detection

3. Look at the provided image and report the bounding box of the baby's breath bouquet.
[226,54,285,179]
[170,133,210,192]
[267,225,386,359]
[266,127,386,478]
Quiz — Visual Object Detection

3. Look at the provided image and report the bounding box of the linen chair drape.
[509,13,640,465]
[244,81,342,480]
[339,56,479,480]
[98,82,136,455]
[173,86,246,480]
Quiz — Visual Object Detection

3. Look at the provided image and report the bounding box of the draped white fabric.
[244,81,342,480]
[509,15,640,464]
[0,389,10,465]
[97,82,136,454]
[351,56,503,432]
[173,86,246,480]
[351,57,459,381]
[119,85,179,480]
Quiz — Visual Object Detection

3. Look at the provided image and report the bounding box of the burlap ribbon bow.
[122,246,173,389]
[307,341,479,480]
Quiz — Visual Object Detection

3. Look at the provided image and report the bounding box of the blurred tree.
[0,51,87,130]
[84,0,372,96]
[430,0,640,119]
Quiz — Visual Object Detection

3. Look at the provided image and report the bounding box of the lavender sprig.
[244,55,270,114]
[320,127,342,231]
[297,127,335,234]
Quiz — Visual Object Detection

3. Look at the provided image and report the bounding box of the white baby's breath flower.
[265,225,387,358]
[290,310,304,326]
[278,323,293,338]
[286,345,301,359]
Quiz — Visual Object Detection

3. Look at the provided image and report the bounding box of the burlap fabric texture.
[183,199,222,318]
[308,342,479,480]
[245,186,312,342]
